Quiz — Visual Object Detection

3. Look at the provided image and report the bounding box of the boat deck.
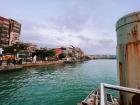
[78,89,119,105]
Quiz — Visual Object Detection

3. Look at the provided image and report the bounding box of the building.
[16,42,37,53]
[26,43,38,53]
[9,19,21,46]
[0,16,10,47]
[16,42,38,59]
[55,48,63,55]
[60,46,84,58]
[0,16,21,47]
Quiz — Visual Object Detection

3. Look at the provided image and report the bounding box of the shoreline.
[22,61,64,68]
[0,61,64,73]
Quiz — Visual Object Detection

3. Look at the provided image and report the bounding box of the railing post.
[101,83,106,105]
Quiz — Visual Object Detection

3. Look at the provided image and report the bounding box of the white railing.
[83,88,96,102]
[100,83,140,105]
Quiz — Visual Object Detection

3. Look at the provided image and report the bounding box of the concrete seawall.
[0,61,64,73]
[22,61,64,68]
[0,65,23,73]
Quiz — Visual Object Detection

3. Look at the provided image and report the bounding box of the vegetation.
[45,50,56,57]
[3,46,18,54]
[32,49,56,61]
[13,43,28,50]
[59,53,66,60]
[2,43,29,54]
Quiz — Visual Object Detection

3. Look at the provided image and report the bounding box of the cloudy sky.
[0,0,140,54]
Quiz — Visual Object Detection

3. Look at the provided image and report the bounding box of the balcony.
[1,30,9,34]
[0,34,9,38]
[12,30,20,33]
[0,37,9,41]
[3,24,9,28]
[0,39,9,43]
[13,24,21,28]
[12,27,20,31]
[0,24,3,27]
[3,21,10,25]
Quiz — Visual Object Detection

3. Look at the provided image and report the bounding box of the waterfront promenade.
[0,61,64,72]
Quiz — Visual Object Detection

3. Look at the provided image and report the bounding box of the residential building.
[0,16,10,47]
[9,19,21,45]
[60,46,84,58]
[16,42,38,59]
[0,16,21,47]
[55,48,63,55]
[26,43,38,53]
[16,42,38,53]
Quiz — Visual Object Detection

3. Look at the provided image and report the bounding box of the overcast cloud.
[0,0,140,54]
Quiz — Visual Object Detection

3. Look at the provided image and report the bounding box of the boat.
[64,57,77,63]
[78,89,119,105]
[64,60,77,63]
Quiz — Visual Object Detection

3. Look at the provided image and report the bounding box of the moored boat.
[64,60,77,63]
[64,57,77,63]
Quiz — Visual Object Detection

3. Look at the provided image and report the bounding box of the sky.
[0,0,140,54]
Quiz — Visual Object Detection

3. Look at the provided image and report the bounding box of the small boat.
[64,60,77,63]
[78,89,119,105]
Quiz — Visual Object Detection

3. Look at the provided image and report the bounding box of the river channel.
[0,60,118,105]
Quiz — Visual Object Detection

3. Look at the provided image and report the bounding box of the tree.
[46,50,56,57]
[13,43,28,51]
[33,49,48,61]
[3,46,18,54]
[59,53,66,60]
[34,49,44,60]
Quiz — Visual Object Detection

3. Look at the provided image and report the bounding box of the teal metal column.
[116,12,140,105]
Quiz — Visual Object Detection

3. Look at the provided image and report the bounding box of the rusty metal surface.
[116,12,140,105]
[116,12,140,31]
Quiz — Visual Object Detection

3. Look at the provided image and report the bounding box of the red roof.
[55,48,63,55]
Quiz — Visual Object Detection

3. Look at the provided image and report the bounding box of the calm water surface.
[0,60,118,105]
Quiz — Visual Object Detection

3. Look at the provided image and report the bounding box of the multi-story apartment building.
[9,19,21,46]
[0,16,10,47]
[0,16,21,47]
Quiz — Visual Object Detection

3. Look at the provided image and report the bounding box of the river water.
[0,60,118,105]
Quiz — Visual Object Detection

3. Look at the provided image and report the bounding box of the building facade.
[60,46,84,58]
[9,19,21,46]
[26,43,37,53]
[16,42,37,53]
[0,16,21,47]
[0,16,10,47]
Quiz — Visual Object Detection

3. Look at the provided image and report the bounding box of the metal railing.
[83,88,96,102]
[100,83,140,105]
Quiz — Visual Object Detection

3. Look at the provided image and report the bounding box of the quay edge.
[0,61,64,73]
[0,65,22,73]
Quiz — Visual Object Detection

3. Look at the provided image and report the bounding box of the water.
[0,60,118,105]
